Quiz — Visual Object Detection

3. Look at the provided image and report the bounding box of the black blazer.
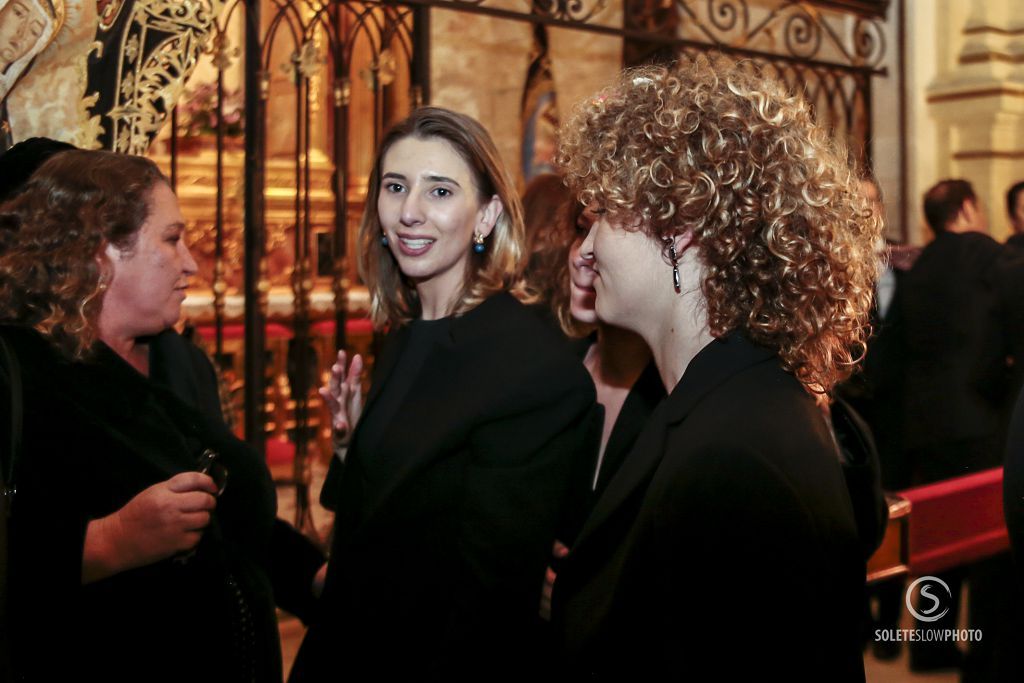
[290,293,596,682]
[996,250,1024,416]
[553,334,866,682]
[899,232,1008,455]
[1004,386,1024,588]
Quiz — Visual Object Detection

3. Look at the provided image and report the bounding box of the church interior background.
[3,0,1024,677]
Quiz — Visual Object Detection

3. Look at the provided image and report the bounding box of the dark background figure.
[900,179,1007,482]
[1003,386,1024,670]
[522,173,574,318]
[0,137,74,201]
[898,179,1011,675]
[1005,180,1024,249]
[523,172,661,629]
[836,176,915,660]
[998,181,1024,418]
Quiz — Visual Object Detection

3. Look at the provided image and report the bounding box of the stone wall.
[913,0,1024,243]
[429,0,623,190]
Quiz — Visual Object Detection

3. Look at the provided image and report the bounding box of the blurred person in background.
[1005,180,1024,249]
[836,175,913,659]
[522,173,662,625]
[899,179,1012,676]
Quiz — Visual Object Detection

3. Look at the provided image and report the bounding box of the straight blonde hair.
[358,107,527,328]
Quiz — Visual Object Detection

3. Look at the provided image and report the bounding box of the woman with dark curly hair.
[551,57,880,681]
[0,149,323,681]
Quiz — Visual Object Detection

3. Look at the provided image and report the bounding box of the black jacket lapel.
[593,360,665,497]
[321,324,412,511]
[573,334,776,550]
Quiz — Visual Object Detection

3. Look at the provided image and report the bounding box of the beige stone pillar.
[926,0,1024,241]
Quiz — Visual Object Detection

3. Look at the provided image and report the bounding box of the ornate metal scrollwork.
[531,0,607,24]
[625,0,886,69]
[706,0,747,33]
[852,17,885,66]
[781,6,822,60]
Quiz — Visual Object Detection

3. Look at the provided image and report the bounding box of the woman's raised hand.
[319,350,364,445]
[82,472,219,583]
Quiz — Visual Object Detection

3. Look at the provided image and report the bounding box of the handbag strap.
[0,334,22,517]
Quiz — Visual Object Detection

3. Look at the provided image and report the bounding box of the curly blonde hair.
[0,150,166,359]
[557,56,880,393]
[359,107,528,328]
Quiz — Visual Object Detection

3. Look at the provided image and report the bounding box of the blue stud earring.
[472,232,486,254]
[380,233,389,247]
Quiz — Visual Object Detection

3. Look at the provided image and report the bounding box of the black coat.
[553,333,866,682]
[839,268,911,490]
[290,293,596,682]
[1,326,284,682]
[996,249,1024,416]
[1005,386,1024,587]
[898,232,1008,461]
[147,329,326,624]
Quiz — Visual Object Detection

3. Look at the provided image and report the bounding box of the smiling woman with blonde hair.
[291,107,594,682]
[551,56,881,681]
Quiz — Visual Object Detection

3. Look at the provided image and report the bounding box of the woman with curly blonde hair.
[291,107,595,682]
[551,56,880,681]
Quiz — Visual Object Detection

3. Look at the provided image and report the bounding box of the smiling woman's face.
[376,135,500,312]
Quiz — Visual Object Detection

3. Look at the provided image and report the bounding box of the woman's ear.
[674,229,697,253]
[477,195,504,238]
[95,251,115,287]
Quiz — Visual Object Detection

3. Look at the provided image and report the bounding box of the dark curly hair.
[521,173,576,317]
[557,56,881,393]
[0,150,168,359]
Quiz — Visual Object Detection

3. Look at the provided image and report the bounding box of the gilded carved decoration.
[99,0,227,153]
[2,0,225,152]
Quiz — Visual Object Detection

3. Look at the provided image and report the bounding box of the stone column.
[926,0,1024,241]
